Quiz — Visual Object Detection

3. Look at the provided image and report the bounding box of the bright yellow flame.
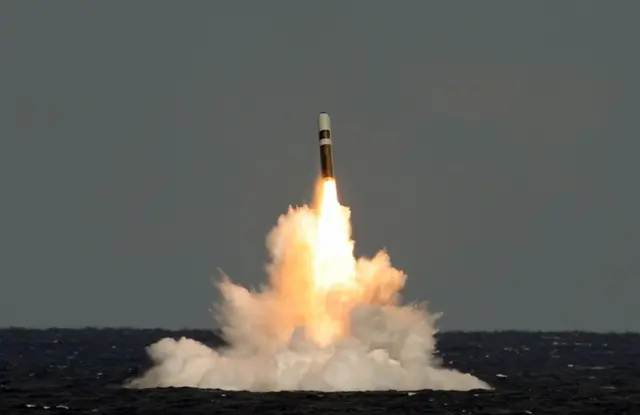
[306,179,358,345]
[313,180,357,291]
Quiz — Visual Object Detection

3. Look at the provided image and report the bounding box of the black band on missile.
[319,144,334,178]
[319,130,331,139]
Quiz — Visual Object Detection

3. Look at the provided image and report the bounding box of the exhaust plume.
[127,179,490,391]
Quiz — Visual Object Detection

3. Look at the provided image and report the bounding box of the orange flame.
[266,177,407,347]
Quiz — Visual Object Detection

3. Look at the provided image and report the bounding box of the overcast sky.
[1,2,638,331]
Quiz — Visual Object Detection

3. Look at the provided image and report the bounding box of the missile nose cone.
[319,112,331,131]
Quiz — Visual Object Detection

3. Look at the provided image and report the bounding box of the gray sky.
[1,2,638,331]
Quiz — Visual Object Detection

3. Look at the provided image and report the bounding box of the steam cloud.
[127,204,490,392]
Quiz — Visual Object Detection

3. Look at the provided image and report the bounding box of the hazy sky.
[1,2,638,331]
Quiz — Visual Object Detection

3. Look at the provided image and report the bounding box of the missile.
[318,112,335,179]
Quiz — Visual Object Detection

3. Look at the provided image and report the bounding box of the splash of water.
[127,179,490,391]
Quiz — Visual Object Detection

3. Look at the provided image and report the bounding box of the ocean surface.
[1,328,638,414]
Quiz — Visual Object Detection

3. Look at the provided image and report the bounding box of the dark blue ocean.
[1,328,638,414]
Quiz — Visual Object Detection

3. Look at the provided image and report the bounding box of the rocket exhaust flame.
[126,113,490,392]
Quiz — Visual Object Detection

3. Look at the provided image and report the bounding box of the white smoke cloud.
[127,205,490,392]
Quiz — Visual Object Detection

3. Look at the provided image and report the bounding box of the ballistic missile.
[318,112,334,179]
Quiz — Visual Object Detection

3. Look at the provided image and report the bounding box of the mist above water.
[128,182,490,392]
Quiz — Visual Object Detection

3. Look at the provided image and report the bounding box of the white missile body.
[318,112,334,178]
